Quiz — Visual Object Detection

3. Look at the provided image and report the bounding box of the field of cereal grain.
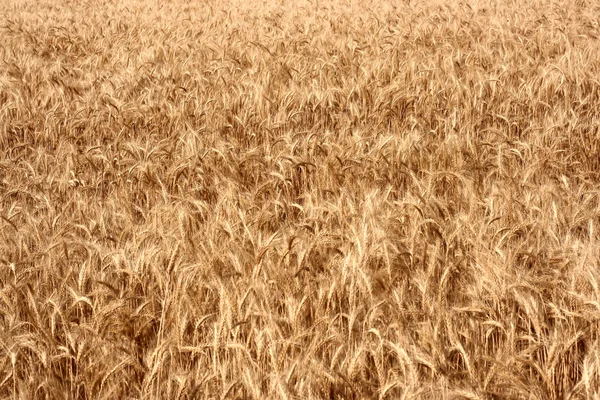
[1,0,600,398]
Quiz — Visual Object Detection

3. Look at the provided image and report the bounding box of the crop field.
[1,0,600,398]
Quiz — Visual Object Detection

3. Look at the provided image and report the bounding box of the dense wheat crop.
[1,0,600,398]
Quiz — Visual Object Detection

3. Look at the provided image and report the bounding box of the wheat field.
[1,0,600,398]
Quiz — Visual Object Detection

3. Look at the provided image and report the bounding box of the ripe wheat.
[1,0,600,398]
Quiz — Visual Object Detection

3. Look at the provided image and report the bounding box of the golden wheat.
[1,0,600,398]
